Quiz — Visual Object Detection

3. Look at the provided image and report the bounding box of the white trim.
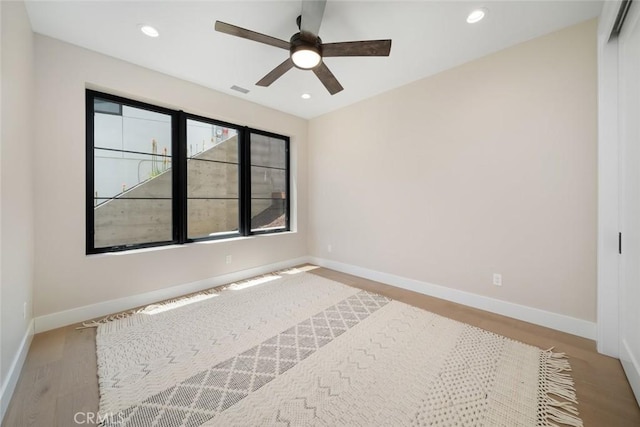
[309,257,596,340]
[597,0,622,358]
[620,338,640,405]
[33,254,598,339]
[0,320,34,423]
[616,1,640,408]
[33,257,309,333]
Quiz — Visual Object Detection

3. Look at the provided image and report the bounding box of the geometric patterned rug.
[95,269,583,426]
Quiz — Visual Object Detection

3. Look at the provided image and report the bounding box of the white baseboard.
[0,319,34,424]
[33,257,309,334]
[309,257,596,340]
[33,255,597,340]
[620,338,640,407]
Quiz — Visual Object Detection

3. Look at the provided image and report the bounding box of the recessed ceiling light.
[466,8,487,24]
[140,25,159,38]
[301,93,311,100]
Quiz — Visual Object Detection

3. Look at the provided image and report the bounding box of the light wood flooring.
[3,266,640,426]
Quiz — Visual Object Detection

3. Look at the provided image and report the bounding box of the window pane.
[186,119,239,239]
[94,99,121,115]
[187,160,238,199]
[92,98,173,249]
[251,167,286,199]
[94,199,172,248]
[250,134,286,169]
[250,133,288,231]
[94,149,172,200]
[188,199,239,239]
[251,195,286,230]
[187,119,238,161]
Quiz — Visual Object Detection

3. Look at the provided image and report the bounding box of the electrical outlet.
[226,255,232,264]
[23,302,27,320]
[327,244,332,253]
[493,273,502,286]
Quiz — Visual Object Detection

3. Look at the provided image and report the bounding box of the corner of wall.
[0,0,36,421]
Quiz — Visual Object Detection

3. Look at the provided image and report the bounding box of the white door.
[619,0,640,405]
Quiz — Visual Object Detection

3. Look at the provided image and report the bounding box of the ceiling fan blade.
[322,40,392,57]
[313,62,343,95]
[256,58,295,87]
[215,21,289,50]
[300,0,326,40]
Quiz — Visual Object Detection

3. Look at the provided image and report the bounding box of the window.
[185,116,240,239]
[86,90,290,254]
[249,131,289,232]
[89,96,175,250]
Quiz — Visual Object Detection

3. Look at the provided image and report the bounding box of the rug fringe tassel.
[75,290,219,330]
[76,310,142,329]
[543,350,583,427]
[547,405,584,427]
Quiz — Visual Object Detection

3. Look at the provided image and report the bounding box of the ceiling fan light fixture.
[291,46,321,69]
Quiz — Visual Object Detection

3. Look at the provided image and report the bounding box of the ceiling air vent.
[230,85,250,94]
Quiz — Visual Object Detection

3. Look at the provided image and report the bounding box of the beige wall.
[1,0,35,391]
[19,17,597,325]
[33,35,308,318]
[308,20,597,321]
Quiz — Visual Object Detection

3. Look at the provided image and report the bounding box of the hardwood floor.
[3,266,639,426]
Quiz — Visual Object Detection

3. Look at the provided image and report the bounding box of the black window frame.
[86,89,290,254]
[182,111,244,243]
[245,128,291,235]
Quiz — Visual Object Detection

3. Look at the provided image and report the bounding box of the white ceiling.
[25,1,603,119]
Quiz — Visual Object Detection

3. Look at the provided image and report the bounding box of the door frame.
[597,0,623,358]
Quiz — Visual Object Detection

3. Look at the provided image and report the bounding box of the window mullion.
[175,111,188,243]
[285,139,291,231]
[239,126,251,236]
[86,92,96,254]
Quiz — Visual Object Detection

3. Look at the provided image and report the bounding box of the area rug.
[95,269,583,426]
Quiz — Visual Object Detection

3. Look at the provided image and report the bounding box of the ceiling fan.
[214,0,392,95]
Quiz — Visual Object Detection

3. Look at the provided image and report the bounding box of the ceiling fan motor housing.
[290,33,323,69]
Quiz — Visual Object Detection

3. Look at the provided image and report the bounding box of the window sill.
[86,230,297,257]
[193,230,296,246]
